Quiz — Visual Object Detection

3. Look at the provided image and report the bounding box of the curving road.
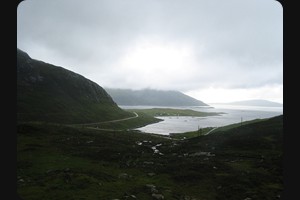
[204,127,218,135]
[69,112,138,126]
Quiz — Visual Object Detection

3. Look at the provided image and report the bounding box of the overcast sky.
[17,0,283,104]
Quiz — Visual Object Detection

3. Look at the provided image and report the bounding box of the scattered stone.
[146,184,158,194]
[147,173,156,177]
[118,173,131,179]
[64,168,70,172]
[145,184,156,189]
[151,188,159,194]
[143,161,154,165]
[152,193,164,200]
[86,140,93,144]
[189,151,215,157]
[18,179,25,183]
[217,185,222,190]
[244,198,252,200]
[213,166,217,169]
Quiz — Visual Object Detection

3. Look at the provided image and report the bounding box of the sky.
[17,0,283,104]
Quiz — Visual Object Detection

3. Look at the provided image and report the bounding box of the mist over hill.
[17,48,133,124]
[224,99,283,107]
[105,88,209,107]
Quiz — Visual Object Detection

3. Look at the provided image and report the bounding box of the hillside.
[225,99,283,107]
[17,115,283,199]
[105,88,209,106]
[17,48,134,124]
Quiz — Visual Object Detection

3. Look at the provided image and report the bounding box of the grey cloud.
[17,0,282,97]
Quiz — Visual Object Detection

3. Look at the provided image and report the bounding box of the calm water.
[120,104,283,135]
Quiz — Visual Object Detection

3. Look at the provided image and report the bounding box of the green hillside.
[17,115,283,199]
[17,49,134,124]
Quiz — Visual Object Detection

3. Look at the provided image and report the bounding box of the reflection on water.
[120,104,283,135]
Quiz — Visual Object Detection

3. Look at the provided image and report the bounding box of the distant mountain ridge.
[224,99,283,107]
[105,88,209,106]
[17,48,133,124]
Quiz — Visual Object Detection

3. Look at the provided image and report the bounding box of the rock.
[152,193,164,200]
[143,161,154,165]
[154,149,159,154]
[151,187,159,193]
[130,195,137,199]
[64,168,70,172]
[118,173,131,179]
[146,184,156,189]
[147,173,156,177]
[189,151,213,157]
[181,196,198,200]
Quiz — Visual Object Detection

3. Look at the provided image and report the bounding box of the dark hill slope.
[17,115,283,199]
[105,88,209,106]
[184,115,283,152]
[17,48,133,124]
[167,115,283,199]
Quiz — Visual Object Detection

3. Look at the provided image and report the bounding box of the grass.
[126,108,224,117]
[75,110,163,130]
[169,127,215,139]
[17,51,135,124]
[17,115,283,200]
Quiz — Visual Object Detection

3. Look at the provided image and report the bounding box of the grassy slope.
[17,49,133,124]
[74,110,163,130]
[126,108,224,117]
[17,115,283,200]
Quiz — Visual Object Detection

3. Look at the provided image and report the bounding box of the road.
[68,112,138,126]
[204,127,219,135]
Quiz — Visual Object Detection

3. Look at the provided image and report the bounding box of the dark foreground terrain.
[17,115,283,200]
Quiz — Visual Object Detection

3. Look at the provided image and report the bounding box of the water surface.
[120,104,283,135]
